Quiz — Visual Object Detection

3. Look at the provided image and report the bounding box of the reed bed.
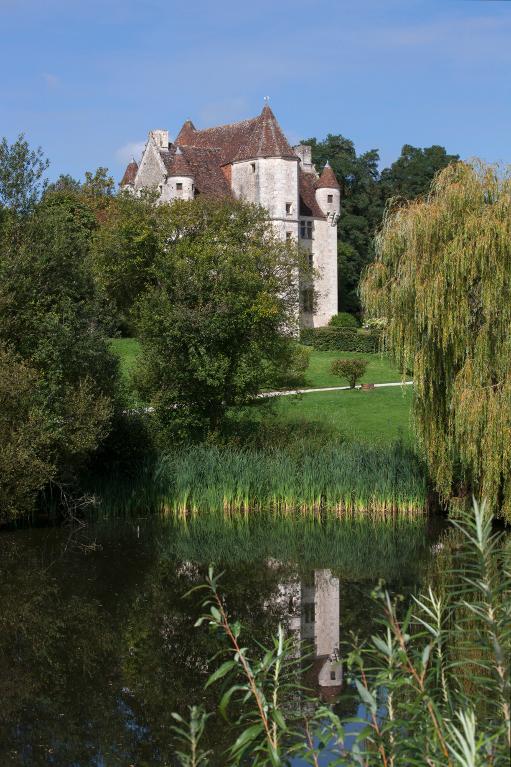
[153,442,427,517]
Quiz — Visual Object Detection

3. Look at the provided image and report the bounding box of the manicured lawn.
[305,350,401,388]
[110,337,140,382]
[270,386,413,445]
[110,338,403,390]
[109,337,413,445]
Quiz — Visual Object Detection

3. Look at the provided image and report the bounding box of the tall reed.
[155,442,427,517]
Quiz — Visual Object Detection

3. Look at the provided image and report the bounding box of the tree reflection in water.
[0,514,441,765]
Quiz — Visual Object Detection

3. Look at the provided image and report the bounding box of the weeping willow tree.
[361,161,511,521]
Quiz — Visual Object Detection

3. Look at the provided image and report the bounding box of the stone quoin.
[120,105,340,327]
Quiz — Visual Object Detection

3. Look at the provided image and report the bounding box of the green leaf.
[354,679,376,712]
[230,723,264,756]
[205,660,236,688]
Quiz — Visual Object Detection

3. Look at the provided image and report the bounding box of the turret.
[119,159,138,191]
[166,147,194,201]
[315,161,340,221]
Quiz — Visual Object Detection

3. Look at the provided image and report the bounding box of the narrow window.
[308,253,313,268]
[286,231,292,241]
[176,182,183,191]
[302,288,314,313]
[285,202,292,215]
[300,220,313,239]
[330,670,336,681]
[304,602,315,623]
[251,162,256,173]
[327,194,333,203]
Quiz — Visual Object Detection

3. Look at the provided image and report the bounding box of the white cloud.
[115,140,145,165]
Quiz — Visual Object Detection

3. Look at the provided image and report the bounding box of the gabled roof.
[316,161,340,190]
[175,105,296,164]
[120,159,138,186]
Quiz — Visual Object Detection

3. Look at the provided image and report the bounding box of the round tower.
[315,161,340,220]
[164,147,195,201]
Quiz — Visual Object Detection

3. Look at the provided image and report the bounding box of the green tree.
[0,345,54,521]
[0,189,117,513]
[89,191,159,332]
[331,357,368,388]
[380,143,460,201]
[362,161,511,521]
[135,197,302,439]
[302,135,383,314]
[0,133,49,215]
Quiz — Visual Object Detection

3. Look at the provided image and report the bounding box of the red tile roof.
[316,161,340,190]
[299,169,325,219]
[120,159,138,186]
[175,105,295,164]
[167,147,193,177]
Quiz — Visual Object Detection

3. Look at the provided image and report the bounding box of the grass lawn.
[110,338,403,390]
[305,350,401,388]
[110,337,140,382]
[270,386,413,445]
[109,337,413,446]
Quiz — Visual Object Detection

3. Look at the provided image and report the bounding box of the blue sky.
[1,0,510,182]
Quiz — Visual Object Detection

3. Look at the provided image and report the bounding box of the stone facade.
[120,105,340,327]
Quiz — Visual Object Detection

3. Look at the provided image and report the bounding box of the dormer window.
[327,194,333,203]
[251,162,256,173]
[285,202,292,215]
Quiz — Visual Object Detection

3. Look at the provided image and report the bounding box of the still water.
[0,513,445,765]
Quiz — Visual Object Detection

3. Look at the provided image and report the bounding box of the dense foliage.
[0,141,118,521]
[135,197,303,439]
[362,161,511,521]
[176,500,510,765]
[328,311,360,328]
[300,326,380,352]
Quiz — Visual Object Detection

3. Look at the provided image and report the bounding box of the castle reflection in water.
[272,568,342,701]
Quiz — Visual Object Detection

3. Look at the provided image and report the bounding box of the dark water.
[0,513,446,765]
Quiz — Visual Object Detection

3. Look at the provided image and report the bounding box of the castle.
[120,105,340,327]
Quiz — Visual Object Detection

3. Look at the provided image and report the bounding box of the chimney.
[150,130,169,149]
[294,144,313,173]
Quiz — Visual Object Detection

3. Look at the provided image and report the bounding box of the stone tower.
[120,105,341,327]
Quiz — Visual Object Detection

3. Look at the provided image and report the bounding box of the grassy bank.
[90,442,427,517]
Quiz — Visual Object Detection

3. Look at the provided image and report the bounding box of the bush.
[328,311,359,328]
[331,357,368,388]
[300,326,380,352]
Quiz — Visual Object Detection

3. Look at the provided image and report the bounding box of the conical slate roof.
[167,147,193,176]
[316,161,340,190]
[175,105,295,163]
[120,159,138,186]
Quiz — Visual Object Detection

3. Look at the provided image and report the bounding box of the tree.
[302,135,383,314]
[89,191,159,332]
[380,144,459,201]
[0,345,54,521]
[330,357,368,388]
[0,134,49,215]
[135,197,302,439]
[361,161,511,521]
[0,189,117,511]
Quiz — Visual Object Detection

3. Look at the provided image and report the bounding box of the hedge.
[300,326,381,353]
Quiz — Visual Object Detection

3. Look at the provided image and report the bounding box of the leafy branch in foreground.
[172,500,510,766]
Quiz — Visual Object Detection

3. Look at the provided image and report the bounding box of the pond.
[0,513,446,765]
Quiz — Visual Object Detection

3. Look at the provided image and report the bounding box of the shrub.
[300,326,380,352]
[328,311,359,328]
[331,357,368,388]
